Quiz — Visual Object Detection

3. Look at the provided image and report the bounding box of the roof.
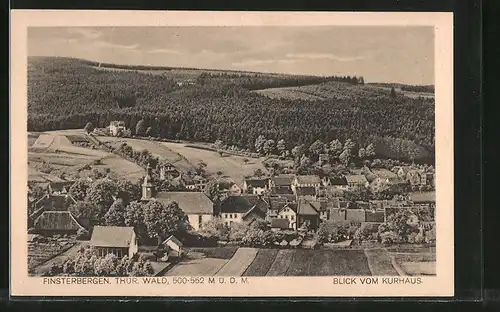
[329,176,348,186]
[296,186,316,196]
[295,175,321,185]
[270,174,294,186]
[307,200,328,212]
[268,195,296,210]
[242,205,267,220]
[221,196,255,213]
[34,211,84,231]
[372,169,397,179]
[271,218,289,229]
[409,191,436,203]
[155,192,214,214]
[244,178,268,187]
[49,181,74,192]
[297,200,320,216]
[163,235,183,247]
[91,226,135,248]
[34,194,77,211]
[345,175,368,184]
[244,195,270,214]
[279,202,299,213]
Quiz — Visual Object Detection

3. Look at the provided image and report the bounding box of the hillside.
[27,56,435,162]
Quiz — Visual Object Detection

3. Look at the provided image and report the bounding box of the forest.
[28,57,435,163]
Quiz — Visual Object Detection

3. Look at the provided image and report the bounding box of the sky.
[28,26,434,85]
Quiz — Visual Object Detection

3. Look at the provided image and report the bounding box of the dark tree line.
[28,57,435,163]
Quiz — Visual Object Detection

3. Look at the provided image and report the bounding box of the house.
[109,121,126,137]
[292,175,321,194]
[408,191,436,208]
[220,195,268,226]
[276,202,299,230]
[275,200,320,231]
[345,175,369,189]
[154,192,215,231]
[29,194,78,227]
[185,175,208,192]
[296,186,317,197]
[162,235,184,257]
[406,169,428,187]
[228,183,242,196]
[269,174,294,195]
[90,226,138,259]
[140,166,215,231]
[159,163,179,180]
[33,211,85,235]
[243,177,269,195]
[47,181,74,195]
[369,177,391,193]
[325,176,349,191]
[393,166,408,180]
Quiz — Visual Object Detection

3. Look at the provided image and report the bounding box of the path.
[214,248,259,276]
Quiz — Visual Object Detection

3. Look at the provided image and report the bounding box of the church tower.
[141,164,155,200]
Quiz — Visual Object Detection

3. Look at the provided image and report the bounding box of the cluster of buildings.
[28,160,435,260]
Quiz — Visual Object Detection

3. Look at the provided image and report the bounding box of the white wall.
[188,214,213,231]
[129,232,138,258]
[221,212,244,226]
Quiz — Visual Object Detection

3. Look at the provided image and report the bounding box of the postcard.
[10,10,454,297]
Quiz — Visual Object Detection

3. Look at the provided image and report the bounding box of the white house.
[90,226,138,259]
[243,178,269,195]
[344,175,369,189]
[219,195,268,226]
[109,121,126,137]
[291,175,321,194]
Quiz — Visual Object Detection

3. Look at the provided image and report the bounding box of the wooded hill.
[28,56,435,163]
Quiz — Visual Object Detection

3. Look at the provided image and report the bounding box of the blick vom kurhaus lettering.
[43,277,111,285]
[333,277,423,285]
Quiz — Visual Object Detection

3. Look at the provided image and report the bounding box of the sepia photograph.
[11,11,453,297]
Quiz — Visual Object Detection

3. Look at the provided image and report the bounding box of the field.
[28,131,144,183]
[28,239,76,272]
[161,142,267,185]
[389,250,436,276]
[99,137,197,174]
[163,247,409,276]
[254,81,434,101]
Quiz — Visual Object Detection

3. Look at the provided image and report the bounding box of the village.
[27,120,436,278]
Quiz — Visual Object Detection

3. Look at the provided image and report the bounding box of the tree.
[69,201,101,223]
[116,180,141,204]
[199,218,229,240]
[125,201,149,243]
[243,158,249,165]
[104,199,127,226]
[143,200,188,244]
[328,139,343,158]
[69,178,91,201]
[85,179,118,215]
[216,171,223,178]
[135,119,146,137]
[253,169,264,178]
[84,122,95,134]
[254,135,266,154]
[339,149,351,167]
[390,87,397,98]
[299,155,311,167]
[358,148,366,159]
[309,139,326,158]
[145,126,152,137]
[343,139,356,152]
[276,139,286,155]
[213,139,223,150]
[365,143,376,158]
[263,139,276,155]
[291,144,305,160]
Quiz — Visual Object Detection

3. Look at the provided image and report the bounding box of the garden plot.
[214,248,259,276]
[389,251,436,276]
[285,249,372,276]
[364,249,399,276]
[242,249,279,276]
[266,250,295,276]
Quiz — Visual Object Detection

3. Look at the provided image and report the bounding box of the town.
[27,119,436,278]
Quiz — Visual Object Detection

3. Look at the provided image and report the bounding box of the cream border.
[10,10,454,297]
